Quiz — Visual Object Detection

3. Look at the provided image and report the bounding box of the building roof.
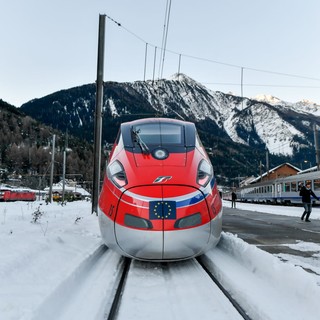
[247,163,301,184]
[44,181,90,196]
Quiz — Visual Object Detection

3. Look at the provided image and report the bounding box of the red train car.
[0,186,36,202]
[98,118,222,262]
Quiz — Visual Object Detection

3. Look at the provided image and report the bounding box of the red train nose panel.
[115,185,212,260]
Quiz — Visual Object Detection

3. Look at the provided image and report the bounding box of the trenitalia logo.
[153,176,172,183]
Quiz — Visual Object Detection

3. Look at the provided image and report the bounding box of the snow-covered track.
[112,258,245,320]
[106,257,131,320]
[28,244,247,320]
[29,245,125,320]
[196,257,252,320]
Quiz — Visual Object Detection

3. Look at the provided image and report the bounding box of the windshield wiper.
[132,129,150,155]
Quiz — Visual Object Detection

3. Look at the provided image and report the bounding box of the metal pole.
[144,43,148,81]
[48,134,55,203]
[92,14,106,215]
[266,148,269,178]
[62,150,66,202]
[314,124,320,170]
[241,67,244,110]
[152,46,157,84]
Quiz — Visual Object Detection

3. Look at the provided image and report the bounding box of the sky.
[0,199,319,319]
[1,0,320,107]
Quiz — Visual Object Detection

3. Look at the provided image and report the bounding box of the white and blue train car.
[239,171,320,205]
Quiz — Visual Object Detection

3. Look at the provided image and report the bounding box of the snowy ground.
[0,200,320,319]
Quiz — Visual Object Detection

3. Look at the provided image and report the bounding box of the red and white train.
[0,185,36,202]
[98,118,222,262]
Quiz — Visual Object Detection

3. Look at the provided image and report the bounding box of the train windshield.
[132,123,184,147]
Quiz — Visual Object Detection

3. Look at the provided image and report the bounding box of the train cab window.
[132,123,184,146]
[314,179,320,191]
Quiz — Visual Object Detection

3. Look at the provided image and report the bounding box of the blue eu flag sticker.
[149,201,176,220]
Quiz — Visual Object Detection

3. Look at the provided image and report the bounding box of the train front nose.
[114,185,212,261]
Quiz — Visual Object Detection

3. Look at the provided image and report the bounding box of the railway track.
[29,244,252,320]
[106,257,252,320]
[197,257,252,320]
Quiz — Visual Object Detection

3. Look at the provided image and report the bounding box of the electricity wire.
[202,83,320,89]
[105,14,318,160]
[105,14,320,85]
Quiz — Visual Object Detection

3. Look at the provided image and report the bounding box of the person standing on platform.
[300,182,319,222]
[231,191,237,208]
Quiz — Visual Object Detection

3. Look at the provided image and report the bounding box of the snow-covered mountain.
[20,73,320,158]
[253,94,320,117]
[131,74,320,156]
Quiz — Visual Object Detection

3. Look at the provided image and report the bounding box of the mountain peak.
[252,94,283,105]
[170,73,199,85]
[298,99,319,106]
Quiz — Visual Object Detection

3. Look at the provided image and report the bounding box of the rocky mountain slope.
[19,74,320,184]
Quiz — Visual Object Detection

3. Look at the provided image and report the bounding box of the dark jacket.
[299,186,319,203]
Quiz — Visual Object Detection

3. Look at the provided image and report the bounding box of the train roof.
[242,170,320,189]
[250,162,301,184]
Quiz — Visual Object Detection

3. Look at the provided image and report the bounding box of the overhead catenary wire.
[202,83,320,89]
[104,13,319,162]
[104,14,320,88]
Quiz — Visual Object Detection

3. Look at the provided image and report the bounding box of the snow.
[0,200,320,319]
[253,94,283,105]
[106,98,119,118]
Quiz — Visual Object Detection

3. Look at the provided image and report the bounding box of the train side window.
[298,181,304,191]
[306,180,312,188]
[291,181,297,191]
[314,179,320,191]
[284,182,290,192]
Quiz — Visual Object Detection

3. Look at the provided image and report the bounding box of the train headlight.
[174,213,201,229]
[124,214,153,229]
[152,148,169,160]
[197,160,213,187]
[107,160,128,188]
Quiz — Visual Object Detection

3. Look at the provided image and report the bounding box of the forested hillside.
[0,99,96,190]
